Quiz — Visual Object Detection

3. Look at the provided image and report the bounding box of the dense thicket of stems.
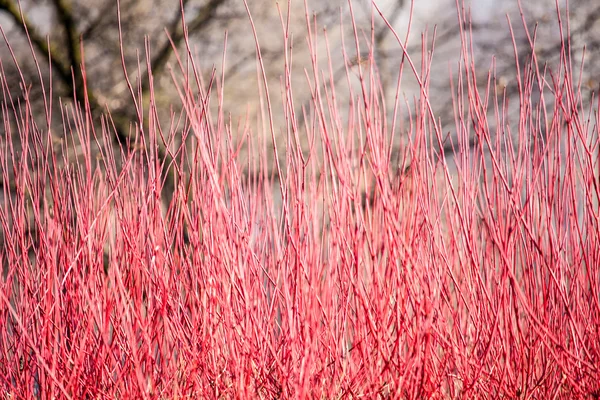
[1,1,599,398]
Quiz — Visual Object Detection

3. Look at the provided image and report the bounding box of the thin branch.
[0,0,72,86]
[0,0,227,206]
[141,0,226,93]
[0,0,104,134]
[81,2,115,40]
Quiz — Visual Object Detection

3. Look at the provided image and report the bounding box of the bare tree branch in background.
[140,0,226,94]
[2,0,596,200]
[0,0,227,203]
[0,0,88,106]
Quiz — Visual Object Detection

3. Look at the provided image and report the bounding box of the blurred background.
[1,0,598,191]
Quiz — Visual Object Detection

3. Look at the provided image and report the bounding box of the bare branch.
[142,0,226,93]
[50,0,83,86]
[0,0,72,85]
